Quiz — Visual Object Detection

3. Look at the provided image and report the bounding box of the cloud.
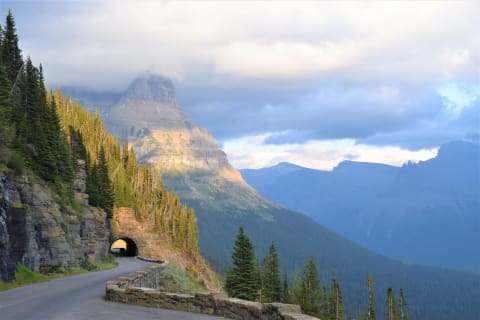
[188,83,444,142]
[359,83,480,149]
[222,135,437,170]
[4,1,479,90]
[2,1,478,168]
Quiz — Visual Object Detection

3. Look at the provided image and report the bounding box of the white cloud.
[12,0,479,90]
[222,134,437,170]
[213,41,360,78]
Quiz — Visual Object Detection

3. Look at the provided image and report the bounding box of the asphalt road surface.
[0,257,223,320]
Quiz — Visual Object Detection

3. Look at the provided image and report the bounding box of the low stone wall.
[105,264,319,320]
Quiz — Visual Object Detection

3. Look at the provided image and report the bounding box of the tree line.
[0,10,200,260]
[0,10,74,200]
[226,226,409,320]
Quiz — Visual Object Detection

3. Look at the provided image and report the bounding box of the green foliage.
[225,226,258,300]
[262,241,281,302]
[281,270,291,303]
[86,146,114,218]
[367,275,376,320]
[52,89,201,258]
[386,287,398,320]
[328,278,344,320]
[80,260,98,271]
[1,10,22,84]
[398,288,409,320]
[0,62,13,150]
[0,12,74,198]
[0,257,118,291]
[292,256,325,317]
[158,264,208,294]
[6,150,24,174]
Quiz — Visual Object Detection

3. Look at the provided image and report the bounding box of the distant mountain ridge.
[88,74,480,319]
[241,141,480,273]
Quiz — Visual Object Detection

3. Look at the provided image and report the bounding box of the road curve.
[0,258,222,320]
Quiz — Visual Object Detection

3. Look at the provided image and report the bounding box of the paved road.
[0,258,222,320]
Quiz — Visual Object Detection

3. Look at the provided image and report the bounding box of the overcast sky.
[2,1,479,170]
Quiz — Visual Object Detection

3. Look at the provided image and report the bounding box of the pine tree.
[97,146,114,218]
[367,275,376,320]
[225,226,257,301]
[292,256,323,316]
[398,288,409,320]
[386,287,398,320]
[0,61,12,149]
[1,10,22,84]
[329,278,344,320]
[86,162,100,206]
[281,270,290,303]
[255,257,263,301]
[262,241,281,302]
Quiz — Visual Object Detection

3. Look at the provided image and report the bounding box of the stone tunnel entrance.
[110,238,138,257]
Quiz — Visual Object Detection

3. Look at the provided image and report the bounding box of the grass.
[0,163,10,172]
[0,255,118,291]
[9,201,27,209]
[158,264,208,294]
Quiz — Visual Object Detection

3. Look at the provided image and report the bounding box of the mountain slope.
[241,141,480,273]
[99,74,480,319]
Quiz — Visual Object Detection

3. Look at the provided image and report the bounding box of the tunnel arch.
[110,238,139,257]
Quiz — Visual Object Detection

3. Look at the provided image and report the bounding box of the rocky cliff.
[0,162,110,282]
[107,75,234,173]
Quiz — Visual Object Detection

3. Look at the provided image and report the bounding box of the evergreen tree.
[1,10,22,84]
[386,287,398,320]
[225,226,257,301]
[97,146,114,218]
[367,275,376,320]
[328,278,344,320]
[86,162,100,206]
[255,257,263,301]
[262,241,281,302]
[281,270,290,303]
[292,256,323,316]
[0,61,12,149]
[398,288,409,320]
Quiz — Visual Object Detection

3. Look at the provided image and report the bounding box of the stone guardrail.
[105,264,319,320]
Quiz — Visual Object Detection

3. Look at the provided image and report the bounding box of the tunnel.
[110,238,138,257]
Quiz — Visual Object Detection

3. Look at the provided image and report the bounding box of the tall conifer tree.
[367,275,376,320]
[386,287,398,320]
[225,226,257,300]
[292,256,323,316]
[281,270,290,303]
[329,278,344,320]
[262,241,281,302]
[398,288,409,320]
[1,10,22,84]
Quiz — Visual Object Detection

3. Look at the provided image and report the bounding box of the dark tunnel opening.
[110,238,138,257]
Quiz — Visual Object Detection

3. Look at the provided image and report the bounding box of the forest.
[0,10,199,260]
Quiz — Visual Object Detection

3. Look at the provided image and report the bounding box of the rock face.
[0,165,110,281]
[74,159,89,205]
[106,74,244,179]
[111,207,164,260]
[0,172,15,281]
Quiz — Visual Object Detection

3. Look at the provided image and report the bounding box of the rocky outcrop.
[111,207,165,260]
[106,74,247,181]
[105,264,319,320]
[73,159,89,205]
[0,172,15,281]
[0,167,110,281]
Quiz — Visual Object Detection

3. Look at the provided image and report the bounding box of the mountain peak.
[121,74,178,105]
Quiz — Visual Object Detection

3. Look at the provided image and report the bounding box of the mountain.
[241,141,480,273]
[95,74,480,319]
